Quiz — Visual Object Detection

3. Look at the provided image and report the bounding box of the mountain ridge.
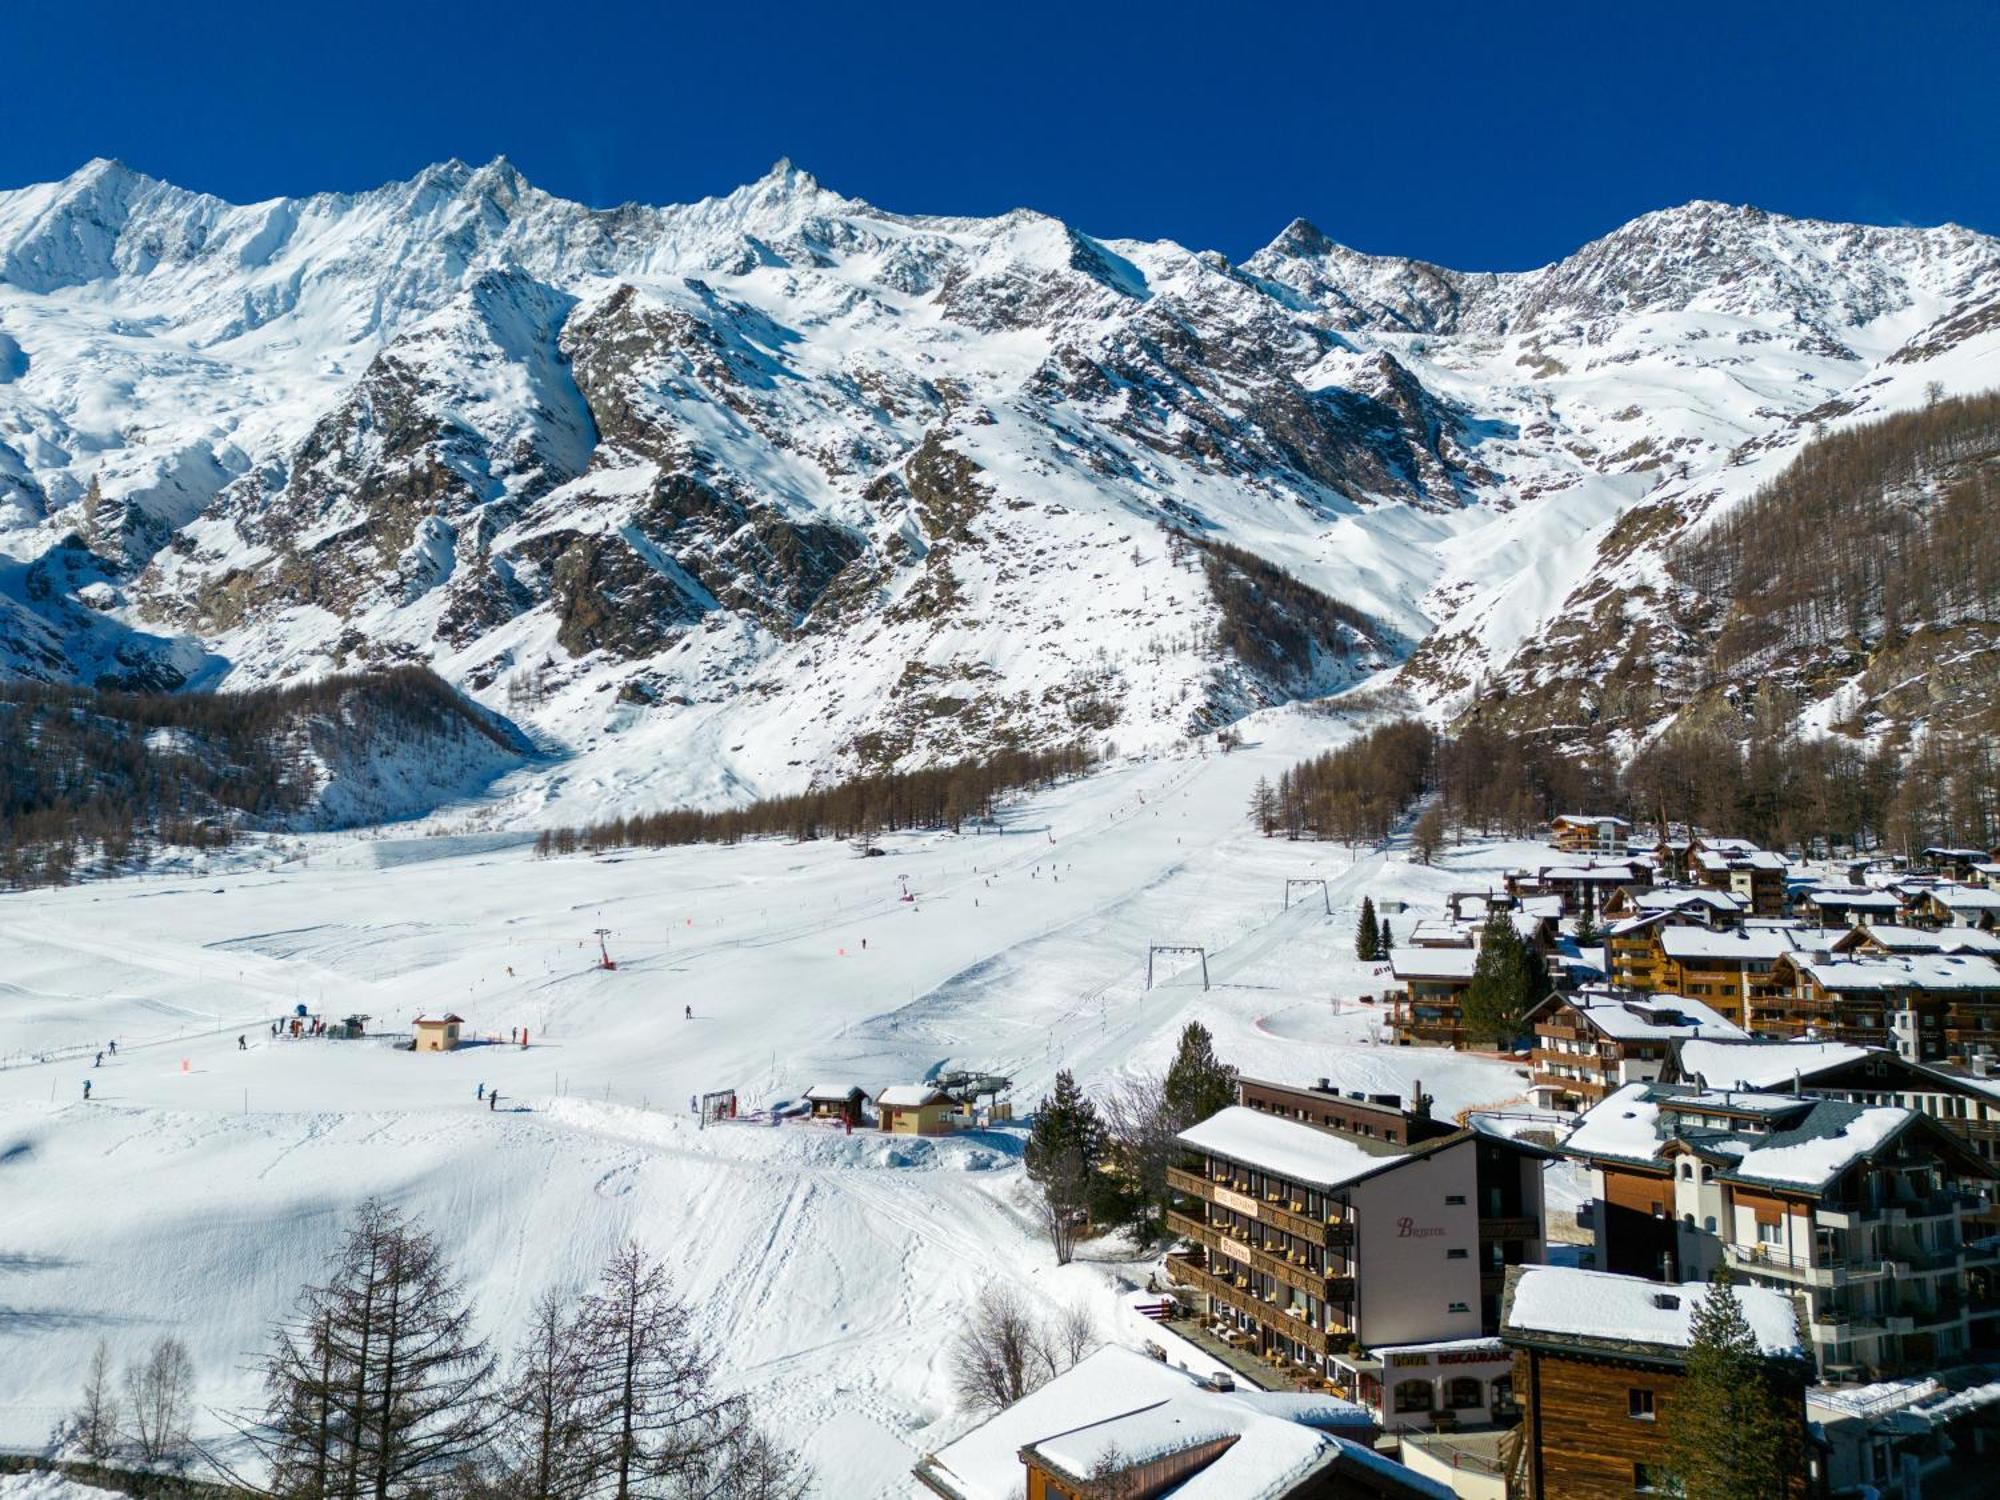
[0,158,1996,819]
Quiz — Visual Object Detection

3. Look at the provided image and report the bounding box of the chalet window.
[1445,1194,1466,1206]
[1447,1377,1484,1409]
[1628,1388,1656,1420]
[1756,1219,1784,1246]
[1635,1462,1663,1493]
[1447,1248,1469,1260]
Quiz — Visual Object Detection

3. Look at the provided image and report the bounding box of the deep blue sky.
[2,0,1994,268]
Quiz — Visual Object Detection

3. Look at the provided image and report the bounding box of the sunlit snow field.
[0,709,1541,1490]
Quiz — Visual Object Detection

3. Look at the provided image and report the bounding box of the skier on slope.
[477,1082,485,1101]
[239,1035,247,1051]
[82,1079,91,1101]
[684,1005,692,1020]
[94,1052,102,1068]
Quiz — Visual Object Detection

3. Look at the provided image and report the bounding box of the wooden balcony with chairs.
[1162,1251,1336,1357]
[1165,1210,1355,1302]
[1166,1165,1355,1247]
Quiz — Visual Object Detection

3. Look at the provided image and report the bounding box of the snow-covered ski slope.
[0,714,1536,1489]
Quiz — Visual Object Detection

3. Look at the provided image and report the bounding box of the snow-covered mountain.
[2,159,1996,812]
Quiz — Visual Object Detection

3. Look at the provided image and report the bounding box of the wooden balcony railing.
[1167,1166,1355,1246]
[1163,1254,1336,1356]
[1164,1210,1355,1301]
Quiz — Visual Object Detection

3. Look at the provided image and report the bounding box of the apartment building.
[1564,1081,1997,1379]
[1691,839,1789,917]
[1164,1100,1546,1423]
[1523,987,1746,1112]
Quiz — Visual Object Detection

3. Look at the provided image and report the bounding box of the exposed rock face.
[0,157,1996,802]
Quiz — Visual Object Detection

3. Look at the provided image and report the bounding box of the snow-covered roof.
[1726,1104,1911,1190]
[1838,924,2000,955]
[1695,848,1788,872]
[1624,886,1745,913]
[412,1013,464,1025]
[1675,1038,1874,1091]
[1519,894,1564,919]
[1504,1266,1802,1358]
[804,1082,867,1101]
[1407,919,1473,947]
[1539,862,1643,883]
[1564,1083,1925,1192]
[877,1084,950,1108]
[1797,953,2000,992]
[1695,838,1763,856]
[1389,947,1480,981]
[1179,1106,1400,1189]
[1917,883,2000,911]
[1559,990,1747,1042]
[1805,888,1903,910]
[1657,926,1799,961]
[917,1346,1399,1500]
[1553,814,1630,828]
[1562,1083,1668,1164]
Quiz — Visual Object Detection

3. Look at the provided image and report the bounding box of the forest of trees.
[0,667,509,889]
[1671,389,2000,676]
[539,743,1097,855]
[1256,713,1997,855]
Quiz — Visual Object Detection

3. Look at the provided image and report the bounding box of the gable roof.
[1795,953,2000,992]
[413,1013,464,1025]
[915,1346,1398,1500]
[804,1083,869,1102]
[877,1084,951,1108]
[1657,926,1801,962]
[1389,947,1480,981]
[1502,1265,1803,1362]
[1555,988,1748,1042]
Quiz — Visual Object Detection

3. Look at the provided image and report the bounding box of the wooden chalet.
[1501,1265,1813,1499]
[803,1082,869,1126]
[1761,951,2000,1063]
[1548,814,1631,858]
[1524,987,1747,1113]
[1616,922,1809,1027]
[1387,946,1480,1048]
[1689,838,1789,918]
[1906,883,2000,931]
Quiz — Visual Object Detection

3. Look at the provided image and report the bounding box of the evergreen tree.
[1377,918,1393,951]
[1355,896,1380,961]
[1025,1070,1105,1264]
[1461,913,1547,1048]
[1161,1022,1237,1130]
[1663,1268,1798,1499]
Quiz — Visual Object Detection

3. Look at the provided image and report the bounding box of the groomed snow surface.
[0,714,1540,1492]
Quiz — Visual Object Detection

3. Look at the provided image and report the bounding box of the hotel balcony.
[1162,1251,1339,1357]
[1164,1209,1356,1302]
[1479,1215,1542,1242]
[1167,1165,1356,1247]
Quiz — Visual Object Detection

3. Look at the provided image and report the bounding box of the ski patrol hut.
[805,1083,870,1127]
[412,1014,464,1052]
[876,1084,957,1136]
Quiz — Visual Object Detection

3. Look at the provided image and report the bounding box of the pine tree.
[1161,1021,1237,1130]
[1663,1268,1798,1499]
[1461,913,1547,1048]
[1378,918,1393,951]
[1355,896,1380,961]
[1025,1070,1105,1265]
